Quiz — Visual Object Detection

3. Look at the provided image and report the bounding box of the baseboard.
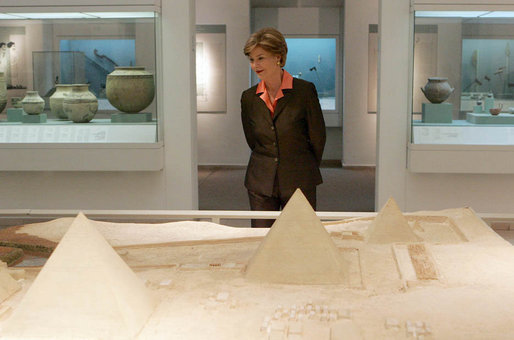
[320,160,342,168]
[198,164,247,170]
[342,162,376,169]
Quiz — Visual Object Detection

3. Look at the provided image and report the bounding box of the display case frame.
[0,0,164,171]
[407,2,514,174]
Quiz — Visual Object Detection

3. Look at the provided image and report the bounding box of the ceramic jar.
[21,91,45,115]
[50,84,73,119]
[0,72,7,113]
[63,84,98,123]
[421,77,455,104]
[106,66,155,113]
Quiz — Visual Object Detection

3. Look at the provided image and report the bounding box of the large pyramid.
[245,189,347,284]
[0,213,156,339]
[367,197,422,244]
[0,261,20,304]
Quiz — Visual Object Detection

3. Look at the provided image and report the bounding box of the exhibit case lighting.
[0,12,155,19]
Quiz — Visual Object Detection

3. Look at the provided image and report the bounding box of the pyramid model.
[0,261,20,304]
[367,197,422,244]
[245,189,347,284]
[0,213,156,339]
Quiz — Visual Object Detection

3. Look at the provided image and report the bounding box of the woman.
[241,27,326,227]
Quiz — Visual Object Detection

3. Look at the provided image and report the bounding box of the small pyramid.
[0,213,155,339]
[367,197,422,244]
[0,261,20,303]
[245,189,347,284]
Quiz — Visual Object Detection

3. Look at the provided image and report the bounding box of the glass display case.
[411,11,514,145]
[0,10,158,143]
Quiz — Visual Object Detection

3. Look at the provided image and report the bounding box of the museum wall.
[343,0,378,166]
[196,0,252,166]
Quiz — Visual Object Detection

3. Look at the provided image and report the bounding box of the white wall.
[343,0,378,166]
[377,0,514,214]
[196,0,251,166]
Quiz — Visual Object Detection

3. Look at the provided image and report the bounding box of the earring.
[277,61,280,66]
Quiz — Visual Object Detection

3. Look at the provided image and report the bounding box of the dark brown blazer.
[241,77,326,197]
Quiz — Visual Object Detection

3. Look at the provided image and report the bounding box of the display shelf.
[0,119,157,143]
[0,142,163,171]
[408,143,514,173]
[412,120,514,145]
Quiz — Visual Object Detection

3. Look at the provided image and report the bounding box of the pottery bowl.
[489,108,501,116]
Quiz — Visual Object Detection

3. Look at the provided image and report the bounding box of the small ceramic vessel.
[421,77,454,104]
[63,84,98,123]
[21,91,45,115]
[50,84,74,119]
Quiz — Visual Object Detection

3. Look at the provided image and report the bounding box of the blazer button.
[272,142,276,146]
[274,158,278,162]
[271,126,275,130]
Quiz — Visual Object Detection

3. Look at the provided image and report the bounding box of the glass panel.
[0,14,157,143]
[285,38,337,111]
[412,11,514,145]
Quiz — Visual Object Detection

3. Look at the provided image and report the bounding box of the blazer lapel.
[254,93,274,124]
[272,89,293,121]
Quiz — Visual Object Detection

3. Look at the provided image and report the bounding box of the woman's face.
[248,46,281,82]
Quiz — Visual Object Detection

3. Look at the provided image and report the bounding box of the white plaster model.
[1,206,514,339]
[367,197,422,243]
[0,213,156,339]
[245,189,347,284]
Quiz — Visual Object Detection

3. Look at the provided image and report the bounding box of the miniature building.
[367,197,422,244]
[0,213,156,339]
[245,189,347,284]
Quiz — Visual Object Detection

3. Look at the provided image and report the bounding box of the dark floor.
[198,165,376,212]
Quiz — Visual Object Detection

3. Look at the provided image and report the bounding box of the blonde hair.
[244,27,288,67]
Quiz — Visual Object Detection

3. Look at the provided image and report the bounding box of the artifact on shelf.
[484,93,494,112]
[62,84,98,123]
[0,72,6,113]
[106,66,155,113]
[245,189,348,284]
[489,104,502,116]
[49,84,73,119]
[366,197,422,244]
[421,77,454,104]
[0,213,156,339]
[20,91,45,115]
[10,97,22,109]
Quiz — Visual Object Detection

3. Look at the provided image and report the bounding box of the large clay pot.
[106,66,155,113]
[63,84,98,123]
[49,84,73,119]
[21,91,45,115]
[421,77,454,104]
[0,72,7,113]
